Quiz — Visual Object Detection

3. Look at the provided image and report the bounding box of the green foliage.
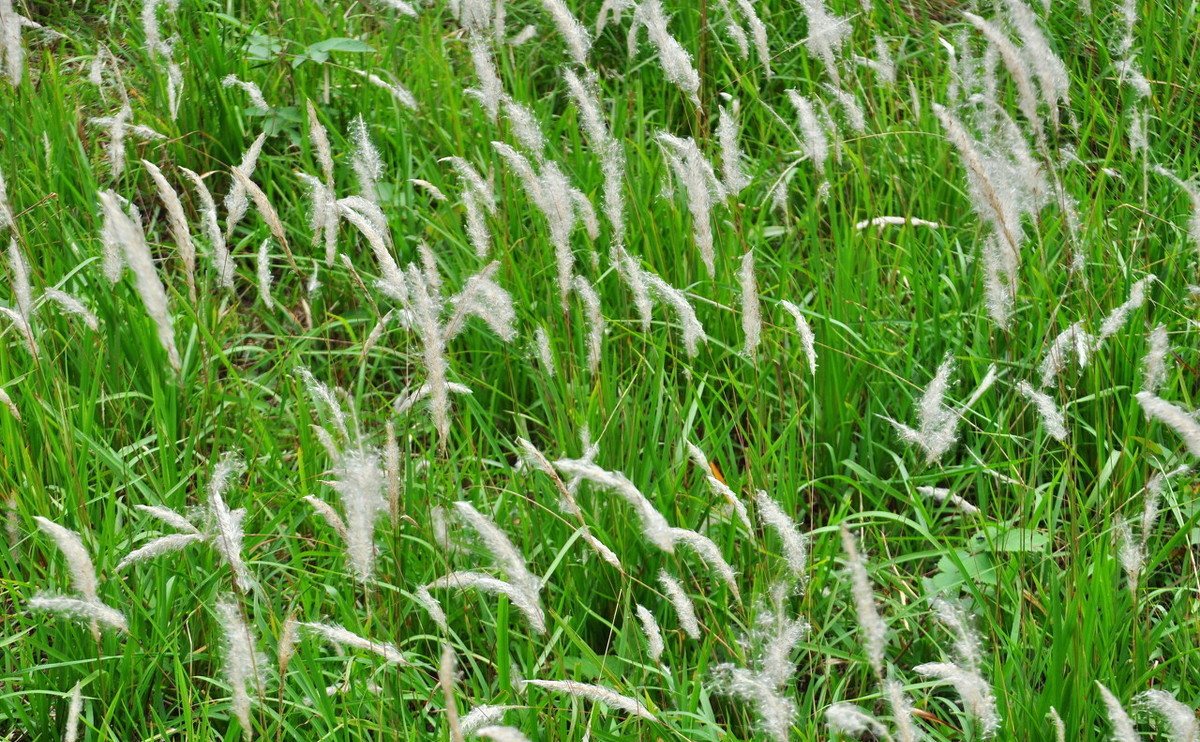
[1,0,1199,740]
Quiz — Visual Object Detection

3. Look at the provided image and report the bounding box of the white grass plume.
[461,705,518,736]
[840,524,887,677]
[855,35,897,87]
[963,13,1042,138]
[31,516,123,631]
[0,302,36,359]
[304,494,347,540]
[786,91,830,179]
[779,300,817,374]
[426,571,546,633]
[573,275,604,375]
[1115,517,1142,591]
[668,527,739,598]
[885,676,923,742]
[739,250,761,359]
[917,486,980,515]
[1016,381,1068,441]
[551,458,674,552]
[1141,325,1170,393]
[294,367,352,445]
[439,645,464,742]
[93,103,131,180]
[332,449,388,582]
[1049,707,1066,742]
[824,84,865,134]
[703,473,752,531]
[401,265,452,442]
[297,173,338,266]
[520,678,655,720]
[27,595,128,633]
[657,569,700,638]
[755,490,808,581]
[223,131,269,242]
[1003,0,1070,124]
[446,263,517,343]
[1,0,33,87]
[612,245,652,330]
[297,621,406,663]
[1151,165,1200,260]
[350,115,384,203]
[64,680,84,742]
[339,200,403,297]
[306,100,334,187]
[42,288,97,331]
[628,1,700,103]
[138,503,199,534]
[656,132,724,276]
[0,385,17,420]
[826,703,892,740]
[454,501,541,598]
[353,69,418,110]
[466,34,502,120]
[515,437,622,570]
[256,239,273,310]
[100,191,181,372]
[229,168,291,263]
[642,269,707,357]
[855,216,941,230]
[1095,276,1155,350]
[29,517,127,631]
[474,726,530,742]
[207,455,253,591]
[913,662,1000,737]
[883,356,964,462]
[501,96,546,160]
[117,532,206,571]
[393,176,438,207]
[216,598,264,734]
[413,585,449,631]
[1136,689,1197,742]
[490,145,585,308]
[795,0,849,84]
[717,104,750,194]
[444,156,496,258]
[563,69,625,242]
[178,167,233,289]
[1096,682,1140,742]
[931,104,1027,327]
[221,74,269,109]
[1039,322,1091,388]
[1135,392,1200,458]
[635,603,665,663]
[1143,465,1189,545]
[736,0,771,76]
[0,166,11,229]
[712,583,808,742]
[533,325,556,376]
[3,241,31,331]
[538,0,591,65]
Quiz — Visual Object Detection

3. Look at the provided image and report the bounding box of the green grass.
[2,0,1199,740]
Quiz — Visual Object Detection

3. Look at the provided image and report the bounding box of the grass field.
[1,0,1199,739]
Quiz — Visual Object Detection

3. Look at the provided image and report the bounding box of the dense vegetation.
[1,0,1198,740]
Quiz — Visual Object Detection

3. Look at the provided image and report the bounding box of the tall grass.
[1,0,1199,740]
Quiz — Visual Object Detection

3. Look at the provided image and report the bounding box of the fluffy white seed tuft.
[520,679,655,720]
[1016,381,1068,441]
[840,524,887,677]
[634,604,665,663]
[657,570,700,639]
[1096,683,1140,742]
